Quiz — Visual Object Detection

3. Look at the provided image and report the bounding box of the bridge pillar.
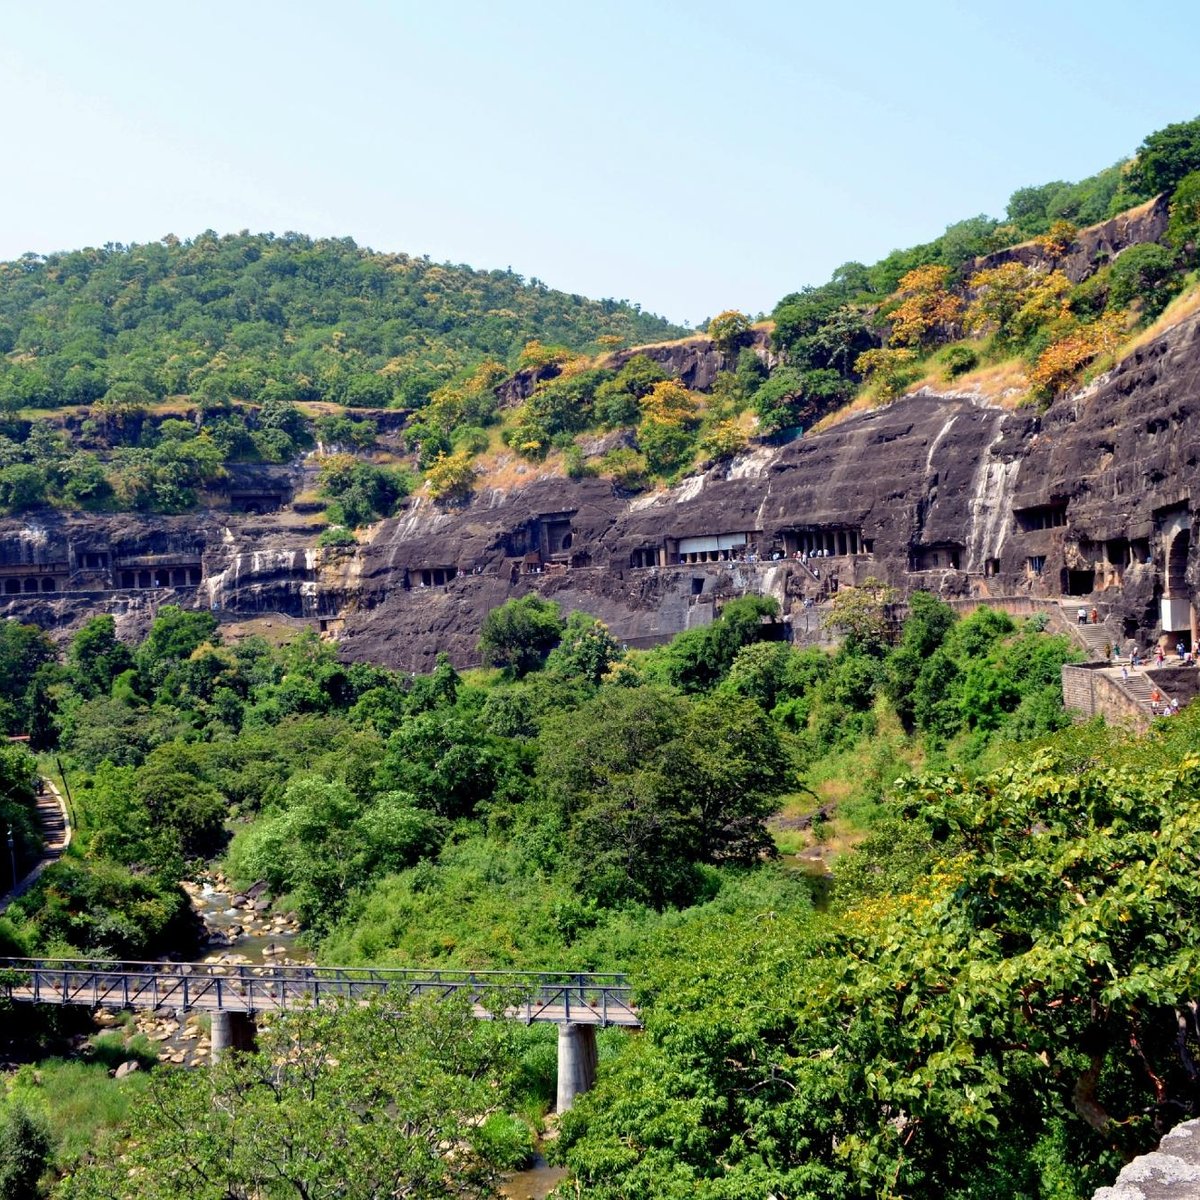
[555,1022,598,1113]
[210,1011,257,1063]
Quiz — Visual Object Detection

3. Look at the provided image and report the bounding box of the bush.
[0,1103,52,1200]
[941,345,978,378]
[317,525,357,548]
[424,449,477,502]
[1108,243,1181,317]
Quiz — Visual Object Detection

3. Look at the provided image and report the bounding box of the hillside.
[0,231,687,413]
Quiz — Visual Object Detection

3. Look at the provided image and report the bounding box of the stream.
[187,878,568,1197]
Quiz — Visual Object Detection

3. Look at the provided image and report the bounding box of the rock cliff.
[3,309,1200,667]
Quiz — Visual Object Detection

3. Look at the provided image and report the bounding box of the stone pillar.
[210,1011,257,1064]
[556,1022,598,1113]
[1191,602,1199,652]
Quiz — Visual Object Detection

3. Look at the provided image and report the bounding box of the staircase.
[1064,612,1119,660]
[1119,671,1154,707]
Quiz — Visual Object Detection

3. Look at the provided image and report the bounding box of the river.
[188,877,570,1197]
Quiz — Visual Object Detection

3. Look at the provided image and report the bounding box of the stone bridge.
[0,958,639,1110]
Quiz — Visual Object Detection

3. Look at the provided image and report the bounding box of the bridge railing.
[0,959,640,1025]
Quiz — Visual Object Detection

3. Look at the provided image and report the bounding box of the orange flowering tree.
[887,265,964,350]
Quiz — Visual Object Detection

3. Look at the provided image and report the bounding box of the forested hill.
[0,231,687,411]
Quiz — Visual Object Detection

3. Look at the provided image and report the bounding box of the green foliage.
[560,721,1200,1196]
[544,612,621,686]
[0,1103,52,1200]
[316,524,357,548]
[59,994,526,1200]
[594,355,668,428]
[1108,243,1182,316]
[940,344,979,377]
[641,595,780,693]
[0,622,59,740]
[478,596,565,676]
[1168,170,1200,259]
[0,233,685,415]
[227,778,446,925]
[705,310,751,354]
[317,454,413,527]
[535,686,788,907]
[1136,114,1200,195]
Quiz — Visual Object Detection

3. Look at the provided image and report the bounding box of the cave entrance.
[1063,569,1095,596]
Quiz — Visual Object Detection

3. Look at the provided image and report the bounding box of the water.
[189,881,309,965]
[500,1156,568,1199]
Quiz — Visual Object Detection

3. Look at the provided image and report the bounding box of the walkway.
[0,959,640,1027]
[1057,604,1183,718]
[0,777,71,915]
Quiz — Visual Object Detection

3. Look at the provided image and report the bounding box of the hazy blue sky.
[1,0,1197,324]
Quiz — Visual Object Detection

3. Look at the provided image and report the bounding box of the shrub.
[317,525,357,548]
[941,346,978,378]
[854,348,920,399]
[424,449,477,502]
[1108,243,1181,317]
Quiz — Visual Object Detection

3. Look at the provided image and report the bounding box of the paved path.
[0,777,71,915]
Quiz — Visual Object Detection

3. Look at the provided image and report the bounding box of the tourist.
[1177,640,1186,661]
[1077,606,1087,625]
[1090,607,1099,624]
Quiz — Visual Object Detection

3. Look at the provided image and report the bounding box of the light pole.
[6,825,15,890]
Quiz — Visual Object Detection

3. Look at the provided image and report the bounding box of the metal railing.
[0,958,640,1026]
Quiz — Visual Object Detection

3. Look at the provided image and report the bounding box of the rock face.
[4,311,1200,667]
[969,194,1171,284]
[1093,1119,1200,1199]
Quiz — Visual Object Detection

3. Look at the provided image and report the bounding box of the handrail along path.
[0,958,641,1027]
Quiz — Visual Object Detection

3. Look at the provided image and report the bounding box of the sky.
[1,0,1198,326]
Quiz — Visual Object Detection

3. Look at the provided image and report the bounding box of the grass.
[769,701,925,868]
[3,1053,154,1170]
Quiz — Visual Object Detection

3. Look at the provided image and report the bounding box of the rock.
[253,897,271,912]
[5,295,1200,666]
[246,880,269,900]
[114,1060,140,1079]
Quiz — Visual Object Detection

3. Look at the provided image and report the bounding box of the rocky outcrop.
[601,326,777,391]
[1094,1119,1200,1199]
[969,194,1171,284]
[494,327,778,408]
[5,309,1200,670]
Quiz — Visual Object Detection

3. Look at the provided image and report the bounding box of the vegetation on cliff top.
[2,117,1200,520]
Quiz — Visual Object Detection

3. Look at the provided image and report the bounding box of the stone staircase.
[1061,607,1120,660]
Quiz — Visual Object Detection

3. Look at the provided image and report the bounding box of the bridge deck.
[0,959,641,1027]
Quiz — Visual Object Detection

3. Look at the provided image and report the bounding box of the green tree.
[59,993,522,1200]
[478,596,565,676]
[0,1103,52,1200]
[1168,169,1200,260]
[1108,243,1181,317]
[706,310,751,355]
[1136,114,1200,194]
[134,606,218,690]
[66,616,134,700]
[544,612,621,686]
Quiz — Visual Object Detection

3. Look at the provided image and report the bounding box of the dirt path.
[0,778,72,914]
